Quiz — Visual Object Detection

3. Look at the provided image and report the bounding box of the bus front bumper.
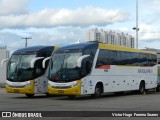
[48,85,81,96]
[6,85,34,94]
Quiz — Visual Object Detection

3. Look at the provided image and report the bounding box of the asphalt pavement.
[0,88,160,120]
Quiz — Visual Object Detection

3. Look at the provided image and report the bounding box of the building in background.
[86,28,135,48]
[0,46,9,86]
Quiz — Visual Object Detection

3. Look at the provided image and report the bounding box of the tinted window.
[96,49,157,68]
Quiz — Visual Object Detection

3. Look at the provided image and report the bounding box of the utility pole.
[22,37,32,47]
[133,0,139,49]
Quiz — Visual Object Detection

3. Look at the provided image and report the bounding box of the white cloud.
[130,0,160,46]
[0,6,129,29]
[29,27,86,46]
[0,27,86,52]
[0,32,23,52]
[144,0,160,6]
[139,24,160,41]
[141,0,160,23]
[0,0,29,15]
[2,0,160,50]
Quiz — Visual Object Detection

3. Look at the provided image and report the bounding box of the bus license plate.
[14,89,19,93]
[58,90,64,94]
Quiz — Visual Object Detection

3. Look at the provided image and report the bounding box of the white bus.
[48,42,157,98]
[2,46,58,97]
[141,48,160,92]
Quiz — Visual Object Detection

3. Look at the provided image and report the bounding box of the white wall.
[0,48,8,86]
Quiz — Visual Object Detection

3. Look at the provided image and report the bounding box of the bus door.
[31,57,50,94]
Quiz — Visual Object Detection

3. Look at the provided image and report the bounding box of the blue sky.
[0,0,160,52]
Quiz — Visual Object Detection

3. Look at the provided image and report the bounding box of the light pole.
[133,0,139,49]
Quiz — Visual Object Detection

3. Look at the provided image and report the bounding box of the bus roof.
[56,42,156,54]
[99,43,156,54]
[13,46,56,54]
[57,42,98,51]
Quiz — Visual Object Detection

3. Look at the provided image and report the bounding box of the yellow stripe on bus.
[98,43,156,54]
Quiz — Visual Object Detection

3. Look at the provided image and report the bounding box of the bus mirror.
[77,55,90,67]
[42,57,51,68]
[30,57,44,68]
[1,58,9,67]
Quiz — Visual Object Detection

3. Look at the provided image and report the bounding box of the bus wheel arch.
[91,82,104,98]
[139,80,146,94]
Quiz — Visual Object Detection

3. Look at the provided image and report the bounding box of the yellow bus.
[3,46,58,97]
[48,42,157,98]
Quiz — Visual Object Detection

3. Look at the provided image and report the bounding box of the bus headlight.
[48,81,52,87]
[72,81,78,87]
[24,82,32,87]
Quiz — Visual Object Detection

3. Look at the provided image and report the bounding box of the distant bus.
[48,42,157,98]
[4,46,58,97]
[157,53,160,91]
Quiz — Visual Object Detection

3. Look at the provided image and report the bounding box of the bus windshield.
[7,54,40,82]
[48,51,82,82]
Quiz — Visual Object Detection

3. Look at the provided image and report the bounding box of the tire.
[91,84,101,98]
[46,93,51,97]
[139,82,145,94]
[156,86,160,92]
[68,95,76,99]
[25,94,34,98]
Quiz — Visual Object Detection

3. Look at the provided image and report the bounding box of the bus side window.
[96,50,106,68]
[96,49,118,67]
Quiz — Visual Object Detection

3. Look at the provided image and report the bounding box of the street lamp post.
[133,0,139,49]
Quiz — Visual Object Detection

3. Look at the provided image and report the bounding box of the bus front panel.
[48,80,81,95]
[6,80,34,94]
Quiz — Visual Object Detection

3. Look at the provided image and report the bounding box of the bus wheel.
[91,84,101,98]
[46,93,51,97]
[25,94,34,98]
[139,82,145,94]
[156,86,160,92]
[68,95,76,99]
